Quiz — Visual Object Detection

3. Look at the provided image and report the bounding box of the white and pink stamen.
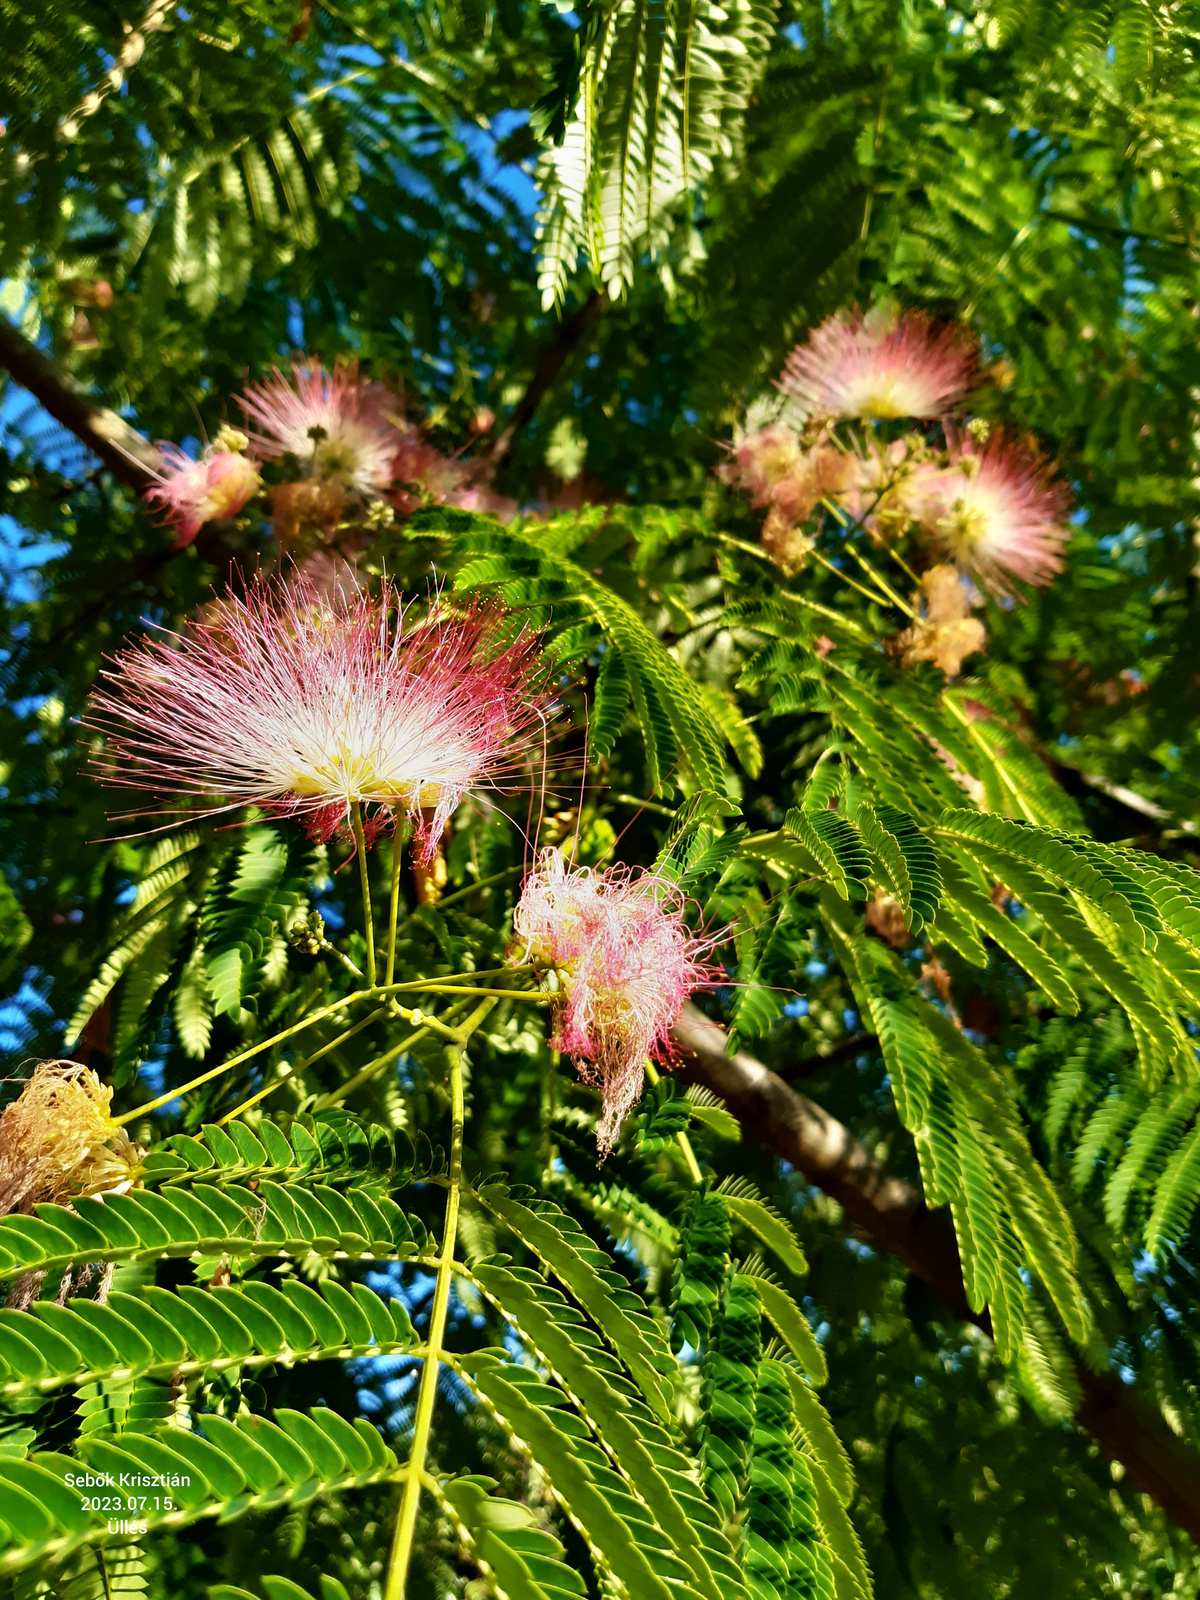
[85,574,551,863]
[514,847,721,1155]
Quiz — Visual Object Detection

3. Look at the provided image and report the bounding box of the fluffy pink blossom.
[389,426,519,521]
[145,444,261,548]
[85,574,551,863]
[514,848,719,1154]
[722,424,857,520]
[907,433,1070,593]
[780,309,977,422]
[720,423,805,506]
[241,360,398,497]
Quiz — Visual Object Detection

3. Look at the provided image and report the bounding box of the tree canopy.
[3,3,1200,1598]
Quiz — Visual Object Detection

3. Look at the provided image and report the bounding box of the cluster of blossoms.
[722,307,1071,674]
[144,359,514,553]
[513,849,719,1155]
[87,566,716,1152]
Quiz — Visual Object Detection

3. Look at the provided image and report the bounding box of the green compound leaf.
[0,1408,398,1577]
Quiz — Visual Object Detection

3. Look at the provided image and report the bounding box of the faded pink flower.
[721,424,859,573]
[444,483,520,522]
[390,422,518,520]
[241,359,398,497]
[145,444,261,548]
[890,564,987,677]
[514,848,719,1154]
[780,309,977,422]
[720,423,805,505]
[85,574,551,863]
[907,433,1070,593]
[391,426,467,499]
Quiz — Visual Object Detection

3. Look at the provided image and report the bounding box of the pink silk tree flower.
[241,360,399,497]
[780,309,977,422]
[145,443,261,548]
[85,574,551,864]
[719,423,805,505]
[907,432,1070,594]
[514,848,720,1155]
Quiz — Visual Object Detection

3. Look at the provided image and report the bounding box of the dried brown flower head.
[865,888,909,949]
[272,479,348,547]
[0,1062,142,1216]
[891,564,986,678]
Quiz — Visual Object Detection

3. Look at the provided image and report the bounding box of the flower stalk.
[385,996,498,1600]
[111,972,542,1127]
[840,541,914,616]
[385,810,404,989]
[350,800,377,987]
[214,1005,389,1126]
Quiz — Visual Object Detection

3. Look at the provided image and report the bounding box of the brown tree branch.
[0,315,162,490]
[671,1002,1200,1545]
[476,289,608,477]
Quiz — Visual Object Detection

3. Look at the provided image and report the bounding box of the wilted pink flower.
[780,309,977,422]
[145,444,261,548]
[241,360,398,497]
[890,564,986,676]
[85,575,551,863]
[514,849,719,1154]
[722,425,861,574]
[720,423,805,505]
[389,424,518,520]
[907,433,1069,593]
[391,426,466,498]
[444,483,520,522]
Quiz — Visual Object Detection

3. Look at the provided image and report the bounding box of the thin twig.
[473,290,608,477]
[114,970,541,1124]
[215,1006,387,1124]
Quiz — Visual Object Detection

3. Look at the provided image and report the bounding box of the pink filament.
[514,848,719,1154]
[780,308,977,422]
[85,573,552,862]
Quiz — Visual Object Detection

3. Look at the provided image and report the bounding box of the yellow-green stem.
[385,810,404,989]
[350,801,377,988]
[314,1027,430,1110]
[384,997,498,1600]
[808,545,893,610]
[710,528,874,641]
[878,535,921,587]
[842,542,914,616]
[427,865,523,912]
[643,1061,703,1185]
[215,1006,387,1124]
[111,991,378,1125]
[114,974,539,1126]
[820,493,921,599]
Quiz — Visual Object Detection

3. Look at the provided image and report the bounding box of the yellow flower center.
[288,741,445,807]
